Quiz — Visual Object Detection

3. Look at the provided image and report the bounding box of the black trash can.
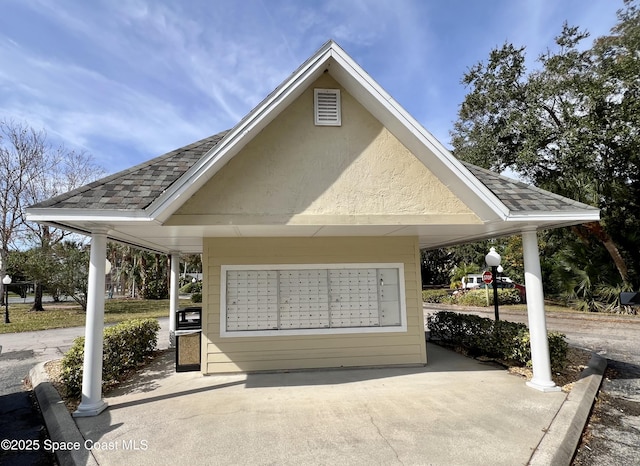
[175,307,202,372]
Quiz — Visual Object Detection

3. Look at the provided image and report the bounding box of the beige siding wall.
[169,74,479,227]
[202,236,426,373]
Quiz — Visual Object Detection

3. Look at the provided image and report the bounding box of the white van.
[462,273,512,289]
[462,274,484,289]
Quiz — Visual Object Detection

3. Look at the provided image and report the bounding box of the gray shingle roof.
[463,163,598,213]
[30,129,596,215]
[31,130,229,210]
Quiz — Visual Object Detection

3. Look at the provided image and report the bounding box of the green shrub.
[191,292,202,303]
[422,289,451,303]
[60,338,85,398]
[454,290,491,306]
[497,289,522,305]
[180,281,202,294]
[143,279,169,300]
[452,289,521,306]
[547,332,569,372]
[427,311,567,370]
[61,318,160,398]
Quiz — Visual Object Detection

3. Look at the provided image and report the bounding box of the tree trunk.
[575,222,630,283]
[30,282,45,312]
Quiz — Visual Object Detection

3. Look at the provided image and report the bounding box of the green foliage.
[453,291,490,307]
[451,289,522,306]
[10,243,90,308]
[61,318,160,398]
[51,241,91,309]
[427,311,568,371]
[449,262,480,289]
[180,281,202,294]
[422,289,452,303]
[420,249,454,286]
[141,253,168,300]
[451,3,640,293]
[191,292,202,303]
[444,238,525,287]
[143,277,168,300]
[60,337,85,398]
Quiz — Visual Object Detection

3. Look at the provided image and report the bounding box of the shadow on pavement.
[0,391,55,466]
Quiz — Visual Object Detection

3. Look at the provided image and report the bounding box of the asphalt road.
[0,348,56,465]
[1,322,89,465]
[424,304,640,466]
[0,319,169,466]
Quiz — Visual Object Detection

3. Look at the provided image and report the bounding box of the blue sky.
[0,0,625,174]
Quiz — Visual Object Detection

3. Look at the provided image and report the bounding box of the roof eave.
[26,207,152,224]
[506,210,601,223]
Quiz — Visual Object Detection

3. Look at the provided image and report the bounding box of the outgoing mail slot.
[176,306,202,372]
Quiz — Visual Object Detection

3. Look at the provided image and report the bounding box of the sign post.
[482,271,492,307]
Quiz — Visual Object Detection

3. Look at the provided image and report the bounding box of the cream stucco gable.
[168,75,480,227]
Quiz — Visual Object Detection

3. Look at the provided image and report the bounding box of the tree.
[451,2,640,302]
[140,252,169,300]
[181,253,202,285]
[420,248,454,287]
[52,241,91,311]
[0,121,52,304]
[0,119,104,310]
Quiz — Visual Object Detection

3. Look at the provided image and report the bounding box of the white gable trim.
[506,210,601,222]
[148,41,510,225]
[326,47,509,221]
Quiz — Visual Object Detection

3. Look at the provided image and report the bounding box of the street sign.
[482,271,493,284]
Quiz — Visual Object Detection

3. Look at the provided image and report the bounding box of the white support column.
[74,229,109,417]
[169,252,180,347]
[522,229,560,392]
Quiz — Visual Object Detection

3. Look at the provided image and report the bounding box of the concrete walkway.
[29,342,603,466]
[12,313,607,466]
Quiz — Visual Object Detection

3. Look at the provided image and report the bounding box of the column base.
[526,380,562,393]
[73,399,108,417]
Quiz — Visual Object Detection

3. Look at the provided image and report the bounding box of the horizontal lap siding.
[202,236,426,374]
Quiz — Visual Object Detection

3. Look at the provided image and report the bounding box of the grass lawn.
[0,295,193,334]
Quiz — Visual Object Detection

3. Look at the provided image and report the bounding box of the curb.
[528,353,607,466]
[29,362,99,466]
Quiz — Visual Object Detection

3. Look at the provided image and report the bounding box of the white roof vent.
[314,89,341,126]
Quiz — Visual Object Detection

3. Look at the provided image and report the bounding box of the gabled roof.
[33,134,598,217]
[26,40,599,253]
[462,164,597,214]
[32,131,228,211]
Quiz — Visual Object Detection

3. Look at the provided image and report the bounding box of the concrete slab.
[70,345,567,466]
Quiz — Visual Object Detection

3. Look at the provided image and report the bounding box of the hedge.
[422,289,452,304]
[422,288,521,306]
[427,311,567,371]
[61,318,161,398]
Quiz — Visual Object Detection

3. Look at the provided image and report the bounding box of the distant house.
[27,40,599,416]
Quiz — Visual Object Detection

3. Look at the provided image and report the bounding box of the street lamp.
[485,247,501,321]
[3,274,11,324]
